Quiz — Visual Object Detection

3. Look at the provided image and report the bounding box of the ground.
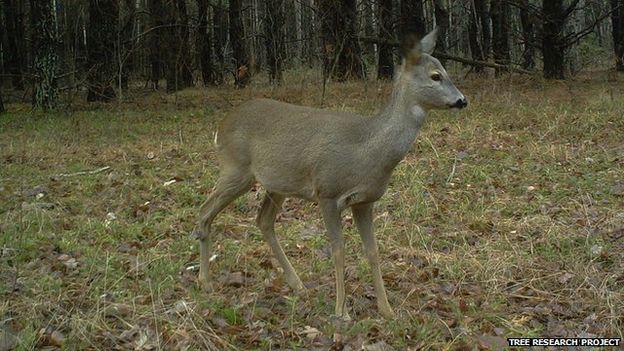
[1,71,623,350]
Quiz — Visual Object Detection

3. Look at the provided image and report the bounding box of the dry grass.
[1,70,623,350]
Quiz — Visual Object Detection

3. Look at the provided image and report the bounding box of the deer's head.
[402,28,467,112]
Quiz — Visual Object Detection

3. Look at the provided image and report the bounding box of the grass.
[1,70,623,350]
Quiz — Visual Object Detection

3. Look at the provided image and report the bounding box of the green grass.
[1,73,623,350]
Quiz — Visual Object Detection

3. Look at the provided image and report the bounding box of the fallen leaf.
[363,340,396,351]
[611,182,624,196]
[476,334,507,350]
[49,330,65,346]
[300,326,321,341]
[224,272,244,287]
[0,323,18,351]
[103,303,132,318]
[558,272,574,284]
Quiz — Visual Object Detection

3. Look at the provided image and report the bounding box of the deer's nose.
[451,97,468,109]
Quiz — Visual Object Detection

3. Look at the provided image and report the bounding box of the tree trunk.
[120,0,136,91]
[468,0,485,72]
[265,0,285,83]
[213,0,227,84]
[31,0,60,110]
[319,0,365,81]
[399,0,425,54]
[519,0,536,70]
[377,0,394,79]
[542,0,566,79]
[362,0,376,59]
[165,0,194,93]
[197,0,215,85]
[4,0,26,90]
[229,0,250,87]
[0,85,5,114]
[491,0,510,75]
[611,0,624,71]
[148,0,164,89]
[87,0,117,102]
[476,0,490,59]
[433,0,449,65]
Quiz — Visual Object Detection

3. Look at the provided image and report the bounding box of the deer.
[194,28,467,320]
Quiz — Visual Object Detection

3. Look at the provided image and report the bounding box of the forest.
[0,0,623,109]
[1,1,624,350]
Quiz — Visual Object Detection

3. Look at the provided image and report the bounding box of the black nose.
[451,98,468,109]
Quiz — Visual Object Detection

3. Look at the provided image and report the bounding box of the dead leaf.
[476,334,507,350]
[363,340,396,351]
[49,330,65,347]
[23,185,49,197]
[103,303,132,318]
[558,272,574,284]
[224,272,244,287]
[300,326,321,341]
[607,228,624,241]
[611,182,624,196]
[169,300,192,315]
[0,323,18,351]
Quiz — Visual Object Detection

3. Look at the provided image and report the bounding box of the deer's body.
[218,97,419,208]
[195,29,466,320]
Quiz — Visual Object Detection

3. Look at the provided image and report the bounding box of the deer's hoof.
[198,276,214,292]
[379,307,396,319]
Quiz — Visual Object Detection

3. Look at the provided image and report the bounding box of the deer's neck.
[367,75,427,168]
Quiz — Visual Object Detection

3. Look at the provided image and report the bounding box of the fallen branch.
[52,166,111,179]
[434,52,535,75]
[358,35,535,75]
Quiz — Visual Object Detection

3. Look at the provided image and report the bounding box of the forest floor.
[1,71,623,350]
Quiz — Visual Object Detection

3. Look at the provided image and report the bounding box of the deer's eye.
[431,73,442,82]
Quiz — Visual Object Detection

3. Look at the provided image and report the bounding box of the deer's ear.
[420,27,438,55]
[404,34,423,66]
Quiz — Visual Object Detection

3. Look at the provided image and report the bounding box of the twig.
[446,157,457,184]
[52,166,111,179]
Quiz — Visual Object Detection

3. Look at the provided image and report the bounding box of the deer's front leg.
[352,202,395,319]
[319,198,349,320]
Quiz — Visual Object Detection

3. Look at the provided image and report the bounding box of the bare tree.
[491,0,510,75]
[213,0,227,84]
[519,0,536,70]
[265,0,285,83]
[87,0,118,102]
[197,0,216,85]
[0,85,5,114]
[399,0,426,54]
[319,0,365,80]
[4,0,26,90]
[377,0,394,79]
[433,0,449,65]
[119,0,137,91]
[612,0,624,71]
[165,0,194,92]
[230,0,250,87]
[31,0,60,110]
[542,0,568,79]
[148,0,165,89]
[478,0,491,59]
[468,0,486,72]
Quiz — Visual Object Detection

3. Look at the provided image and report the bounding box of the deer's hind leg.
[257,192,305,291]
[196,170,253,291]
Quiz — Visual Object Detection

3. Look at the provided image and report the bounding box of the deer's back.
[216,99,389,202]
